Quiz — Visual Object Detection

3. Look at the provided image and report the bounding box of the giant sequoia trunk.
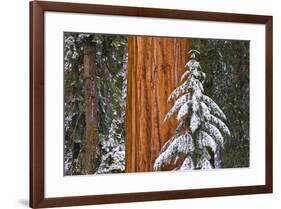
[126,36,191,172]
[79,45,99,174]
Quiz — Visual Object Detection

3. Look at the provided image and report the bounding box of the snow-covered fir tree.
[153,49,231,171]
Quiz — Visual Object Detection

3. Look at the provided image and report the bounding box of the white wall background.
[0,0,279,208]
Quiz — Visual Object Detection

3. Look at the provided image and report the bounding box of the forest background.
[64,33,249,175]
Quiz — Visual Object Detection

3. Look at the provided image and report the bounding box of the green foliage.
[192,39,250,168]
[64,32,127,175]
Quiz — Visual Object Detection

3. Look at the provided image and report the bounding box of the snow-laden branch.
[203,95,227,121]
[180,156,194,170]
[198,131,217,153]
[202,122,224,147]
[168,80,191,101]
[210,115,231,137]
[164,94,189,121]
[154,133,194,171]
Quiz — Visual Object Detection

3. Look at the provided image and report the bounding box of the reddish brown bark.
[126,36,191,172]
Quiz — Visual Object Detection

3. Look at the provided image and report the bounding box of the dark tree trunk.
[79,44,99,174]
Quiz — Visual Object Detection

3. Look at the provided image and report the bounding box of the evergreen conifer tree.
[154,50,231,171]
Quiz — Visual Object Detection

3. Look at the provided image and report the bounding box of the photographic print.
[30,2,272,207]
[63,33,249,176]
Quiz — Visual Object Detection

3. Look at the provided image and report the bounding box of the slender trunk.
[214,144,222,168]
[80,44,99,174]
[126,36,191,172]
